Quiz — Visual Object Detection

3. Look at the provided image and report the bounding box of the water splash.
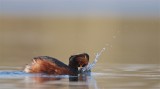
[80,48,106,73]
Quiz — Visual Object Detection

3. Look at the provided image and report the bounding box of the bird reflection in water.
[25,70,91,83]
[24,72,96,89]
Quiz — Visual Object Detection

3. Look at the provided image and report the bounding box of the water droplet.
[105,43,110,46]
[113,36,116,39]
[80,48,105,72]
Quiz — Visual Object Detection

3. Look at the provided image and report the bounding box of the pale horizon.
[0,0,159,18]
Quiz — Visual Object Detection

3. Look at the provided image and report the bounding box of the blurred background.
[0,0,159,66]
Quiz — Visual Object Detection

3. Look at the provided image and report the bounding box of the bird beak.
[78,65,83,70]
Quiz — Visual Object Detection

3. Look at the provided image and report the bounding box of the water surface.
[0,64,159,89]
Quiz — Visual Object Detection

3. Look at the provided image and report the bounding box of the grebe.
[24,53,89,75]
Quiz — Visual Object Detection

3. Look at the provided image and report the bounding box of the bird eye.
[82,64,86,67]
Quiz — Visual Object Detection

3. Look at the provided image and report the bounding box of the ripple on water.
[0,70,73,79]
[0,64,159,89]
[92,64,160,80]
[0,70,29,78]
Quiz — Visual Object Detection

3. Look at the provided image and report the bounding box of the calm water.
[0,64,159,89]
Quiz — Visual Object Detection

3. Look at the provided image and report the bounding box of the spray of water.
[80,48,106,73]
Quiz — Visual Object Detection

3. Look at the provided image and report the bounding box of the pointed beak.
[78,65,83,70]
